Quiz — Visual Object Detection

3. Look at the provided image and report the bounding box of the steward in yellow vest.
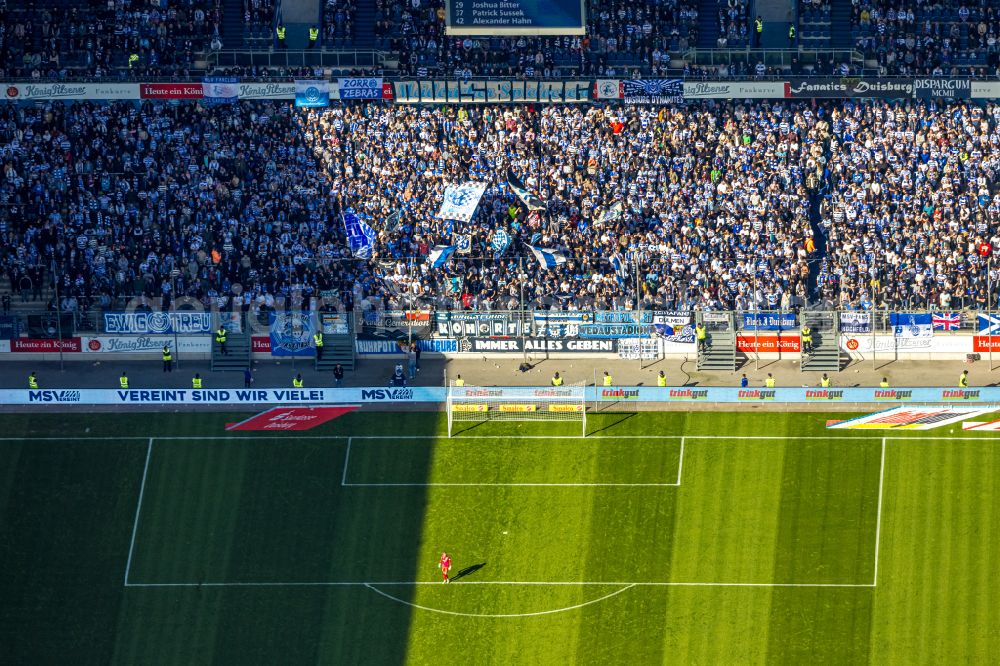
[162,345,173,372]
[192,374,202,389]
[120,373,129,389]
[28,372,38,389]
[657,371,667,387]
[293,374,304,388]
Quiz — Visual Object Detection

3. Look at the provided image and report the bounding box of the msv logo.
[28,390,81,402]
[361,389,415,401]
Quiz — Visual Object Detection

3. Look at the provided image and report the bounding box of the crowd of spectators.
[0,0,223,78]
[853,0,1000,75]
[324,0,356,46]
[4,98,1000,317]
[376,0,701,79]
[243,0,277,42]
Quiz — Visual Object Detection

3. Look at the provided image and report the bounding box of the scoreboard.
[445,0,586,35]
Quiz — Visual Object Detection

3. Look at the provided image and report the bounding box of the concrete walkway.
[4,355,995,390]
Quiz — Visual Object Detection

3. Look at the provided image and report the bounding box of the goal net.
[446,382,587,437]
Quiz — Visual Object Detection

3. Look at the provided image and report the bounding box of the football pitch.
[1,410,998,664]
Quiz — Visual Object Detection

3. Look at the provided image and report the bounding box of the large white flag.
[437,183,487,222]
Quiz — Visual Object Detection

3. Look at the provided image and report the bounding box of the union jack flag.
[932,312,961,331]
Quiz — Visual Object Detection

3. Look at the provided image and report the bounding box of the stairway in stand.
[800,312,843,372]
[211,325,251,372]
[829,0,853,49]
[220,0,247,49]
[696,0,719,49]
[352,0,377,50]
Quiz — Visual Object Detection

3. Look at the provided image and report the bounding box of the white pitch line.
[341,438,352,487]
[872,437,887,587]
[343,482,680,488]
[123,580,874,588]
[123,437,154,586]
[675,437,685,486]
[363,582,636,618]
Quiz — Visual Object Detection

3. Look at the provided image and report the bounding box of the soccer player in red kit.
[439,552,452,583]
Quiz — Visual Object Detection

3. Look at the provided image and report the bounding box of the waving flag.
[437,182,487,222]
[454,234,472,254]
[427,245,458,268]
[295,80,330,108]
[932,312,961,331]
[491,229,511,255]
[890,312,932,338]
[343,212,376,258]
[599,202,624,224]
[506,169,547,211]
[527,245,568,268]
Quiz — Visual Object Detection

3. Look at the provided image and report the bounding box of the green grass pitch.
[1,410,998,664]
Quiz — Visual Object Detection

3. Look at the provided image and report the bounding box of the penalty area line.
[363,583,636,618]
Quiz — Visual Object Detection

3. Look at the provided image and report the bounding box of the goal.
[446,382,587,437]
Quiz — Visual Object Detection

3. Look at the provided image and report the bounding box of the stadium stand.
[2,98,999,316]
[0,0,223,77]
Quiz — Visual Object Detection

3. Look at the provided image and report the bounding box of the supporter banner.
[7,386,1000,406]
[103,311,213,334]
[839,312,871,334]
[741,312,797,331]
[238,82,296,99]
[27,313,75,339]
[621,79,683,104]
[392,80,591,104]
[578,323,645,339]
[914,78,970,100]
[594,79,621,99]
[617,339,659,360]
[977,313,1000,335]
[319,312,350,335]
[972,81,1000,98]
[0,315,21,340]
[140,83,204,99]
[82,336,210,353]
[438,182,487,222]
[736,335,801,353]
[457,337,617,353]
[364,310,431,329]
[202,76,239,104]
[269,312,315,357]
[434,312,520,337]
[891,313,932,338]
[338,77,384,99]
[295,80,330,108]
[356,338,458,354]
[10,337,82,353]
[683,81,786,99]
[653,322,695,343]
[533,312,590,337]
[3,82,140,100]
[784,78,913,99]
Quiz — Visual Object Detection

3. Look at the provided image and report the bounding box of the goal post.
[446,383,587,437]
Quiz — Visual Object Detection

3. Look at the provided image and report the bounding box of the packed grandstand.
[2,0,1000,321]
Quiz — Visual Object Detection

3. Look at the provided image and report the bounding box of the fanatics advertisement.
[784,77,914,99]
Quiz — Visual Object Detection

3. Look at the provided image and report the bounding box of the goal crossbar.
[446,383,587,437]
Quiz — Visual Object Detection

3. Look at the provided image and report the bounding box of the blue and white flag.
[437,182,487,222]
[454,234,472,255]
[491,229,511,255]
[890,312,932,338]
[527,245,568,268]
[427,245,458,268]
[840,311,871,334]
[610,253,628,280]
[621,79,684,104]
[506,169,546,211]
[343,212,376,258]
[599,202,624,224]
[654,323,695,343]
[978,313,1000,335]
[295,80,330,108]
[202,76,239,104]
